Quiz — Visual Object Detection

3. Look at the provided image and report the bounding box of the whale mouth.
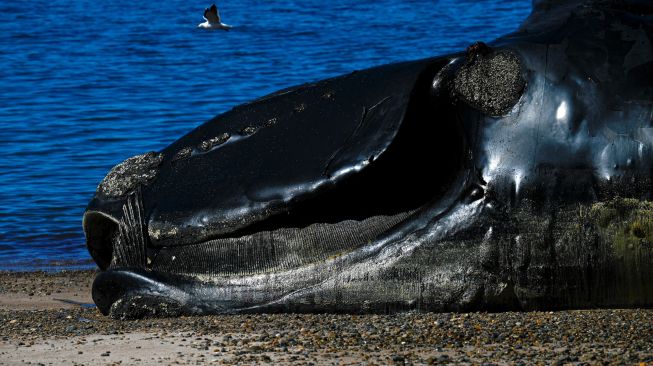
[85,69,466,277]
[83,56,468,318]
[84,91,465,276]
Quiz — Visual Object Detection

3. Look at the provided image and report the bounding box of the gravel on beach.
[0,271,652,365]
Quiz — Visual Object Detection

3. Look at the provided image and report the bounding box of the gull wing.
[203,4,221,23]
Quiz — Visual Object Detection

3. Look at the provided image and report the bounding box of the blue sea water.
[0,0,531,270]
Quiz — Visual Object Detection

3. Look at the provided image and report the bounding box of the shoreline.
[1,271,652,365]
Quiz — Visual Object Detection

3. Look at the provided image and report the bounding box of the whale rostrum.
[84,0,653,319]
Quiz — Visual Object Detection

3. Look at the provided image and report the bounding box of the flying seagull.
[198,4,232,30]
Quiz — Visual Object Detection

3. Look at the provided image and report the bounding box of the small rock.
[392,354,405,363]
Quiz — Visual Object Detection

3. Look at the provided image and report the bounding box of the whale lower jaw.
[92,269,264,319]
[93,268,450,319]
[92,188,485,319]
[93,195,653,319]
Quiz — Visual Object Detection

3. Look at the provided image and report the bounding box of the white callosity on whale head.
[96,152,163,199]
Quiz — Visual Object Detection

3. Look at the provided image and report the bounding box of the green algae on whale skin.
[479,198,653,311]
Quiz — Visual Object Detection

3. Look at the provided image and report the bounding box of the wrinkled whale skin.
[85,0,653,319]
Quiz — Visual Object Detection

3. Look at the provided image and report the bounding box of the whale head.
[84,0,653,318]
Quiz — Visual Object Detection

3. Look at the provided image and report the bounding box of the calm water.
[0,0,531,270]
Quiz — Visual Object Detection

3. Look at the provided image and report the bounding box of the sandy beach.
[0,270,652,365]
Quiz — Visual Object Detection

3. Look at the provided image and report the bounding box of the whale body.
[84,0,653,319]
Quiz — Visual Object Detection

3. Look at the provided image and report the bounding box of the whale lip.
[92,269,189,319]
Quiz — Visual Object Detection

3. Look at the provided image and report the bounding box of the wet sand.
[1,271,652,365]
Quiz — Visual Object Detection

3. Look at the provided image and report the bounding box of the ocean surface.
[0,0,531,270]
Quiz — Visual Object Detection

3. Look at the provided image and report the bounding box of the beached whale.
[84,0,653,319]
